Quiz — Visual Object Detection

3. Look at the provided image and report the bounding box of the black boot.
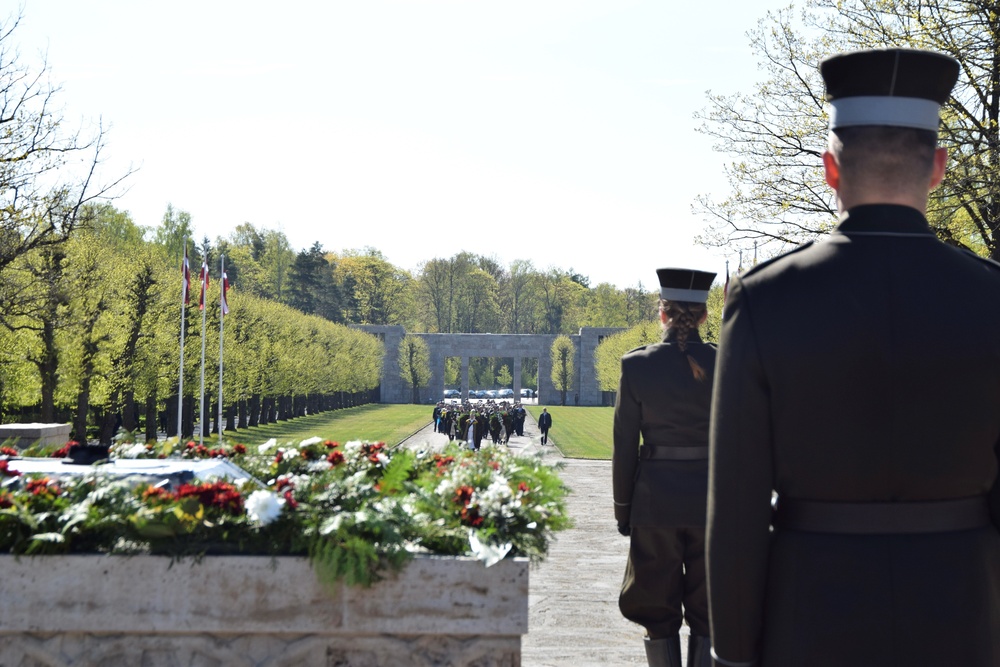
[644,636,682,667]
[686,635,712,667]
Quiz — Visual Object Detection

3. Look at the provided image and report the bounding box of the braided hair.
[660,299,708,381]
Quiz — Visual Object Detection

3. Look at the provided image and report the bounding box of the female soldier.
[613,267,716,667]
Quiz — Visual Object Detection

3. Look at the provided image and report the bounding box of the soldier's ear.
[823,151,841,191]
[659,309,668,326]
[698,311,708,325]
[929,147,948,190]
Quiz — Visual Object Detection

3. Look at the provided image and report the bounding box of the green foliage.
[397,335,431,403]
[593,321,663,392]
[0,437,573,589]
[526,405,615,459]
[697,0,1000,261]
[333,249,413,325]
[550,335,576,404]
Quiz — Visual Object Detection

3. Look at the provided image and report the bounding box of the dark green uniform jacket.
[707,205,1000,667]
[613,334,717,528]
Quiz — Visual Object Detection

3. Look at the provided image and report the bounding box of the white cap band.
[659,287,710,303]
[829,95,941,131]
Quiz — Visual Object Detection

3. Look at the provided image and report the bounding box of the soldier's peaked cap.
[820,49,959,131]
[656,268,716,304]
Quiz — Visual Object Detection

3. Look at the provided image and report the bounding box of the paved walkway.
[400,412,691,666]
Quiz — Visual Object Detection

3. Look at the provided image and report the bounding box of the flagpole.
[177,240,188,441]
[218,254,225,444]
[199,260,209,446]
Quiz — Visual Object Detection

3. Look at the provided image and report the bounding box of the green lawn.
[526,405,613,459]
[204,404,432,446]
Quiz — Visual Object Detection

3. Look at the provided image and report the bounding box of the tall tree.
[397,335,431,404]
[286,242,341,322]
[151,205,194,266]
[550,335,576,406]
[500,259,539,334]
[334,249,412,325]
[0,13,128,284]
[696,0,1000,261]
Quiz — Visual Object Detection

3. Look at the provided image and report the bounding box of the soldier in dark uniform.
[707,49,1000,667]
[614,267,717,667]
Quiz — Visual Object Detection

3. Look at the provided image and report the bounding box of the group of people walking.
[432,400,529,450]
[613,48,1000,667]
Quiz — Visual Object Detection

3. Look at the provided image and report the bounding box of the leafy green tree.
[260,228,295,300]
[443,356,460,387]
[496,364,513,388]
[398,335,431,404]
[582,283,628,327]
[594,322,662,393]
[286,242,342,322]
[151,205,194,266]
[499,259,540,334]
[454,267,500,333]
[415,253,470,333]
[334,249,412,325]
[696,0,1000,260]
[594,283,725,393]
[537,270,587,335]
[550,335,575,406]
[521,358,538,391]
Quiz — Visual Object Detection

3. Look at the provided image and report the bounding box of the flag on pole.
[182,248,191,305]
[198,260,210,311]
[221,270,230,316]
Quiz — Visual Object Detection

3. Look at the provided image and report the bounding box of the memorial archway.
[352,326,623,407]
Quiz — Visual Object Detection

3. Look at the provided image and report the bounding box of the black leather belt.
[773,496,990,534]
[639,445,709,461]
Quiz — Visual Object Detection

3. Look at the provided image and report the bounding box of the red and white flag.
[182,248,191,305]
[198,260,210,311]
[221,271,230,316]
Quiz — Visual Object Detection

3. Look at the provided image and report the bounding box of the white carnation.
[245,490,286,526]
[121,443,148,459]
[258,438,278,454]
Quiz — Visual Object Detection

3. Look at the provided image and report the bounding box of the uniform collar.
[835,204,935,236]
[664,330,704,344]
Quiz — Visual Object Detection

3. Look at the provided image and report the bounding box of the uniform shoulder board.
[623,344,650,356]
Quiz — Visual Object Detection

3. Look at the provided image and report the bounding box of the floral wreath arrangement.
[0,438,571,587]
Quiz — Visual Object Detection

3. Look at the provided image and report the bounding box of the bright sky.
[16,0,791,289]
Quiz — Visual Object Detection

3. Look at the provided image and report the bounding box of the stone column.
[537,344,552,406]
[461,357,470,401]
[428,341,445,404]
[512,357,522,399]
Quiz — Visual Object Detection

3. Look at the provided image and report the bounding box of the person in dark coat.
[538,408,553,445]
[707,48,1000,667]
[614,267,717,667]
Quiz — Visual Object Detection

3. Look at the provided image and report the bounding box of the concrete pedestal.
[0,422,72,449]
[0,555,528,666]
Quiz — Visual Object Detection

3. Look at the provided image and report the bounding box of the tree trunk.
[248,394,260,427]
[164,394,178,438]
[144,391,158,444]
[238,399,248,429]
[122,390,137,433]
[182,396,195,440]
[38,319,58,423]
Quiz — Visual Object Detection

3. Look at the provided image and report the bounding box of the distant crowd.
[432,401,527,451]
